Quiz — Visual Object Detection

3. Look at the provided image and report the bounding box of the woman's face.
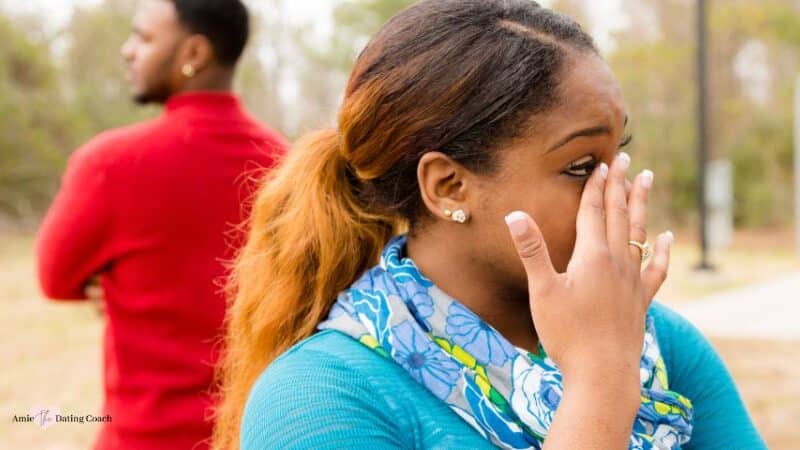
[472,53,629,293]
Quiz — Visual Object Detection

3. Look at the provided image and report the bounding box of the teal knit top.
[240,302,766,449]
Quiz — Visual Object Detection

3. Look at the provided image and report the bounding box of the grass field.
[2,230,798,449]
[1,234,104,449]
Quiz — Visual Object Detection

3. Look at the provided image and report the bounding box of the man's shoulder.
[70,118,165,169]
[239,115,289,154]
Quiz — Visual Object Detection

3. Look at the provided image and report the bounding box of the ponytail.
[211,129,401,450]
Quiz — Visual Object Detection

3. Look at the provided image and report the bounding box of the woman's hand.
[504,152,674,448]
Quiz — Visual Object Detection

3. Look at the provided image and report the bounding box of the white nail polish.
[662,230,674,245]
[640,170,654,189]
[617,152,631,170]
[505,211,529,237]
[598,162,609,179]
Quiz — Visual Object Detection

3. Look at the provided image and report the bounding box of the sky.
[4,0,626,52]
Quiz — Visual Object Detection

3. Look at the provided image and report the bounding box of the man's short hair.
[171,0,250,66]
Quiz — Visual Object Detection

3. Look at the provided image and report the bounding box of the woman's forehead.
[521,56,627,147]
[557,55,626,123]
[495,61,626,169]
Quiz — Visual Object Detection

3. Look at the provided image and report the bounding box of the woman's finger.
[627,170,653,265]
[574,161,609,257]
[625,178,632,202]
[605,152,632,262]
[505,210,557,295]
[641,231,674,306]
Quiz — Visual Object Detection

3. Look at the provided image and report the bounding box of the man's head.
[121,0,250,104]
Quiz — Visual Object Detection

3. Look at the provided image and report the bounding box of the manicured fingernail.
[660,230,674,246]
[640,169,654,189]
[598,162,609,180]
[504,211,529,237]
[617,152,631,171]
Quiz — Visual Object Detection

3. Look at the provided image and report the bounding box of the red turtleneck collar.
[164,90,241,113]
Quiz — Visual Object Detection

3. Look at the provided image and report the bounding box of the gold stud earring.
[451,209,468,224]
[444,209,452,218]
[181,64,196,78]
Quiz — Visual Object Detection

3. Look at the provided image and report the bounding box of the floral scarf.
[318,235,694,449]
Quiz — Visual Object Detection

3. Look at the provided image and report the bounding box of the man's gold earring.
[182,64,196,78]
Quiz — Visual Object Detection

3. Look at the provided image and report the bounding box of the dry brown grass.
[711,339,800,449]
[1,233,103,449]
[2,230,798,449]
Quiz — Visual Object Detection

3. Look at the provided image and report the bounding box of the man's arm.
[36,140,118,300]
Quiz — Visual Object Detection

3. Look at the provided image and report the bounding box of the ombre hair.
[212,1,596,448]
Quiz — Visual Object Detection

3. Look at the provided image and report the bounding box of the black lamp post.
[696,0,715,271]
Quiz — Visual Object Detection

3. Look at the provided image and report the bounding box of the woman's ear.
[417,151,471,222]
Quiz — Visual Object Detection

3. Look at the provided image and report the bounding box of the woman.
[213,1,766,449]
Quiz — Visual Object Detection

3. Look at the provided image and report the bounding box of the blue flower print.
[391,321,460,400]
[446,302,517,366]
[383,235,435,288]
[539,384,561,411]
[353,266,402,299]
[463,374,532,449]
[401,282,434,319]
[349,278,394,348]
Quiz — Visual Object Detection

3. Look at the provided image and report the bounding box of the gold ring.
[628,240,652,263]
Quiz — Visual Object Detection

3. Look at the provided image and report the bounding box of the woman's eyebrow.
[545,124,611,153]
[545,115,629,154]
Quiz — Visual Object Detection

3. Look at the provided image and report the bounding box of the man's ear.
[417,151,471,222]
[179,34,215,73]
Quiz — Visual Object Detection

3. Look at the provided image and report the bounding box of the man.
[35,1,286,449]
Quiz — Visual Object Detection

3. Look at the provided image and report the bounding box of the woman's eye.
[563,156,598,178]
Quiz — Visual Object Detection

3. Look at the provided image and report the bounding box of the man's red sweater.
[36,92,287,450]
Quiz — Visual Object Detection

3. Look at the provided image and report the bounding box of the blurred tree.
[235,0,343,137]
[0,13,76,224]
[329,0,414,69]
[605,0,698,228]
[236,0,289,134]
[709,0,800,226]
[287,0,414,135]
